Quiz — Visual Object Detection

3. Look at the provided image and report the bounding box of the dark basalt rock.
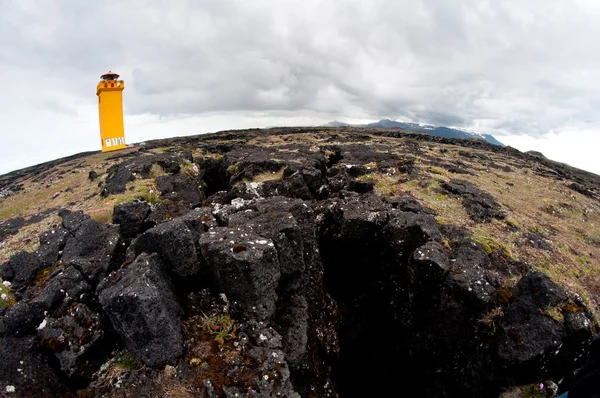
[36,226,69,268]
[495,272,595,387]
[0,300,45,337]
[112,200,155,239]
[60,217,124,284]
[100,167,135,197]
[385,194,424,213]
[146,199,191,224]
[175,207,218,234]
[38,302,104,378]
[523,231,553,251]
[31,264,91,312]
[155,173,205,204]
[0,336,69,397]
[97,253,183,367]
[199,226,280,321]
[99,151,194,197]
[59,209,90,235]
[127,218,202,279]
[442,179,505,222]
[348,179,375,194]
[0,216,25,242]
[0,250,43,295]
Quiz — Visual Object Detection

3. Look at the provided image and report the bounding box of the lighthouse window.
[118,137,124,145]
[105,138,111,147]
[112,138,117,146]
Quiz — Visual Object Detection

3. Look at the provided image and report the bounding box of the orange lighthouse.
[96,71,126,152]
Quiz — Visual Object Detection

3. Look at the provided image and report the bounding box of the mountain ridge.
[327,118,505,146]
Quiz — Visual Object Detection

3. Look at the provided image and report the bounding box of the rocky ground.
[0,126,599,397]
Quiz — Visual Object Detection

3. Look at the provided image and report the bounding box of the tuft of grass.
[253,168,285,183]
[226,163,239,174]
[506,218,519,229]
[90,208,113,224]
[423,165,449,178]
[472,230,516,259]
[543,305,565,323]
[148,164,167,179]
[97,350,144,388]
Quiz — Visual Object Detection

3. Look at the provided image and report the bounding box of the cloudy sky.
[1,0,600,175]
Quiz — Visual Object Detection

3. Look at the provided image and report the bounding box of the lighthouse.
[96,71,126,152]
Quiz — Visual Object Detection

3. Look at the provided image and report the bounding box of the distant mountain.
[326,119,505,146]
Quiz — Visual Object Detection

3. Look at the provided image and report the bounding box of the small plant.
[543,305,565,323]
[181,160,200,178]
[112,351,143,371]
[472,233,516,259]
[358,173,378,182]
[560,300,584,314]
[324,149,336,163]
[200,314,237,345]
[226,163,239,174]
[96,350,144,388]
[506,218,519,230]
[496,287,513,305]
[0,278,15,308]
[478,307,504,333]
[521,382,550,398]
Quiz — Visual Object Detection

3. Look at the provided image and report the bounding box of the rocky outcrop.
[0,129,599,397]
[97,253,183,367]
[442,179,505,221]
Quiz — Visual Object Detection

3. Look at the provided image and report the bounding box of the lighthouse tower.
[96,71,126,152]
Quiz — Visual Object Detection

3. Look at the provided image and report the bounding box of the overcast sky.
[1,0,600,175]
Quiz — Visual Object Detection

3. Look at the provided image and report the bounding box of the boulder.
[0,251,43,295]
[97,253,183,367]
[0,301,45,338]
[36,226,69,268]
[31,264,91,311]
[100,167,135,197]
[127,218,201,279]
[112,200,154,239]
[59,209,90,235]
[200,226,280,321]
[442,179,505,222]
[61,218,124,284]
[0,217,25,242]
[495,272,595,386]
[38,303,104,378]
[155,173,205,204]
[0,336,69,397]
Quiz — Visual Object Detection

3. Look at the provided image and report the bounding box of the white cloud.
[1,0,600,175]
[502,129,600,176]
